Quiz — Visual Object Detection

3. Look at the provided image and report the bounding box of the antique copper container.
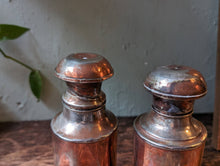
[134,65,207,166]
[51,53,118,166]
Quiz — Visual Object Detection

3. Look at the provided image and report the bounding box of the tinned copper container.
[134,65,207,166]
[51,53,118,166]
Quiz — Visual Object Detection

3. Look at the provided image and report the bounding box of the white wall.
[0,0,218,121]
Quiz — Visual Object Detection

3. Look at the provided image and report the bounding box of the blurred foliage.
[0,24,42,101]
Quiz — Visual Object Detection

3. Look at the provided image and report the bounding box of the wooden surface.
[0,114,220,166]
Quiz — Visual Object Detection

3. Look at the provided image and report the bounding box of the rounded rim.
[55,53,114,83]
[144,65,207,99]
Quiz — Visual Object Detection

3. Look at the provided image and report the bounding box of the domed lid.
[55,53,113,83]
[144,65,207,99]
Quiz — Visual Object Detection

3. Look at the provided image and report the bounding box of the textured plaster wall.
[0,0,218,121]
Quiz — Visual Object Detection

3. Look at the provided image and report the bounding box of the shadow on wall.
[40,74,62,113]
[1,32,62,115]
[0,102,19,122]
[23,33,63,113]
[25,33,63,113]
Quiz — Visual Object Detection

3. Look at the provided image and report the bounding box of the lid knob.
[55,53,113,83]
[144,65,207,100]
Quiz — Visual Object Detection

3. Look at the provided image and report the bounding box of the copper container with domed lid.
[134,65,207,166]
[51,53,118,166]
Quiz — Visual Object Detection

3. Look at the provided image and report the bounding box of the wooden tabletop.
[0,114,220,166]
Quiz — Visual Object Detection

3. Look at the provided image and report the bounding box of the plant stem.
[0,48,35,71]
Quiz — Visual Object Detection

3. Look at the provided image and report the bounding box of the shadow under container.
[51,53,118,166]
[134,65,207,166]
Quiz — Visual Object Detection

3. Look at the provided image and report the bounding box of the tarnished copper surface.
[144,65,207,100]
[53,130,117,166]
[51,108,117,142]
[51,53,118,166]
[1,115,219,166]
[55,53,113,83]
[134,65,207,166]
[134,111,207,150]
[134,133,205,166]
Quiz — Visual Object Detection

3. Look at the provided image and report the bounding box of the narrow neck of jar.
[66,82,102,98]
[63,82,105,111]
[63,105,105,122]
[152,96,194,116]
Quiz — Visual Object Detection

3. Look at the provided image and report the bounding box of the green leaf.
[29,70,42,101]
[0,24,30,41]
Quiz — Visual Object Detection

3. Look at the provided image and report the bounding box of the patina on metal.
[134,65,207,166]
[51,53,118,166]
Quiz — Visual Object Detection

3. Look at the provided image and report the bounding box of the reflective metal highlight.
[134,65,207,166]
[51,53,118,166]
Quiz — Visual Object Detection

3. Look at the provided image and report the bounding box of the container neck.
[152,96,194,116]
[63,82,105,111]
[62,105,106,122]
[66,82,102,98]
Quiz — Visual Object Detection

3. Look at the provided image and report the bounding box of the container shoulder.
[51,110,118,143]
[134,112,207,150]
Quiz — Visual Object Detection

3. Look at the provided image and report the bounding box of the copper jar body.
[51,53,118,166]
[52,108,117,166]
[134,65,207,166]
